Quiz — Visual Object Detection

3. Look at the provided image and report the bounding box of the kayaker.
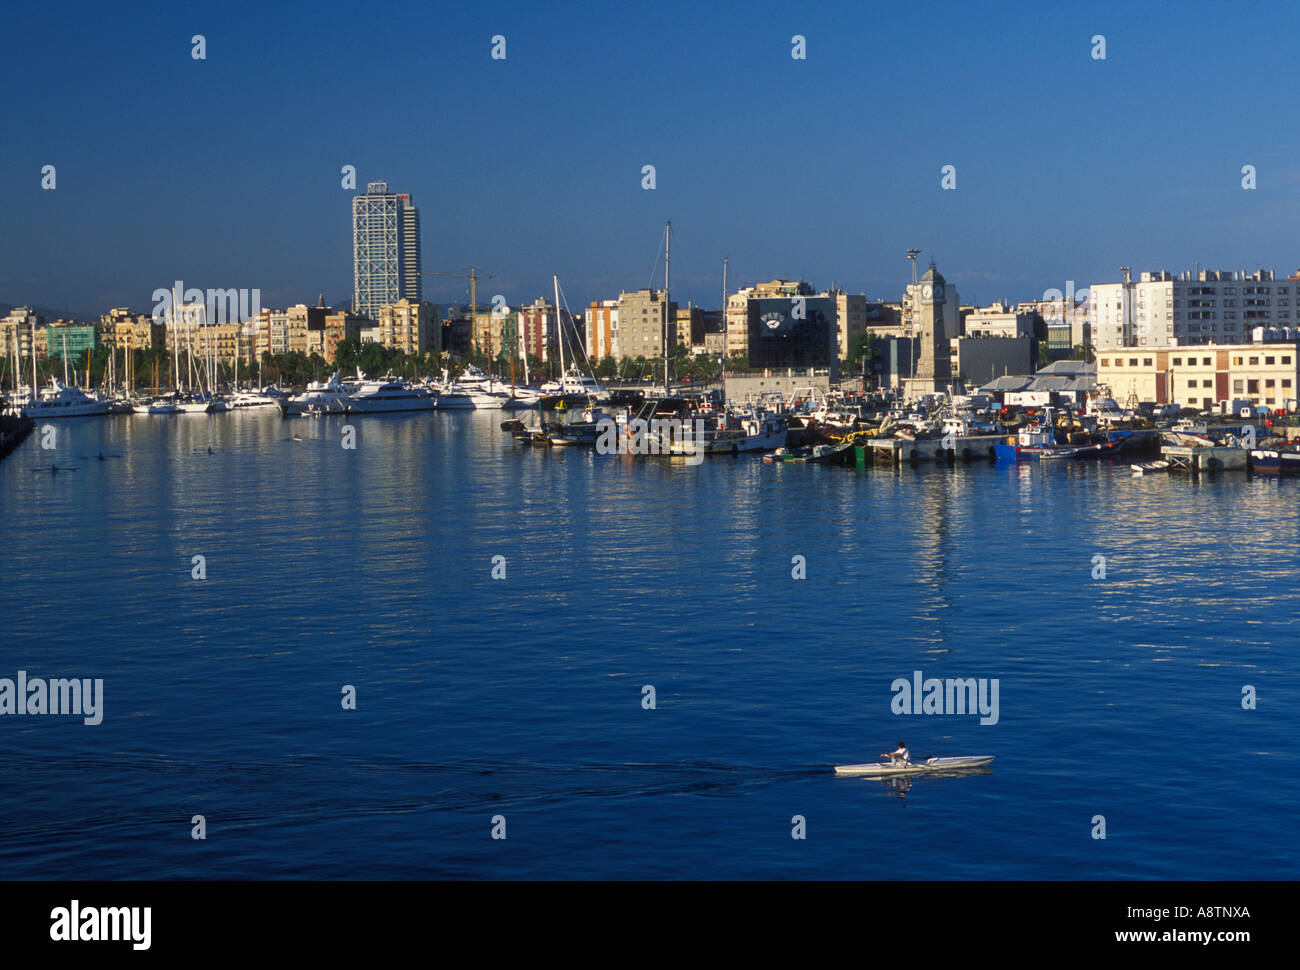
[883,741,910,765]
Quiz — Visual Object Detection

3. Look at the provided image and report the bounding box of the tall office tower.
[353,181,422,320]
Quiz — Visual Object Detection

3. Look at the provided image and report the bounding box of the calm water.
[1,411,1296,879]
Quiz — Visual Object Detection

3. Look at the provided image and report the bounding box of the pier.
[1160,445,1248,472]
[856,434,1005,465]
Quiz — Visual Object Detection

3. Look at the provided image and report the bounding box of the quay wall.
[0,414,36,463]
[725,375,832,401]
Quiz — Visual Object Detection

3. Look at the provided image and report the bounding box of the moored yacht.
[18,379,111,418]
[283,373,352,416]
[346,377,437,413]
[226,389,282,411]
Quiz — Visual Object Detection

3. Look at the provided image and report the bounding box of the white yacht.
[18,379,111,418]
[540,373,608,396]
[226,389,282,411]
[346,378,437,413]
[283,374,352,416]
[132,398,181,415]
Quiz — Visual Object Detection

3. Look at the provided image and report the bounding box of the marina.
[2,407,1295,882]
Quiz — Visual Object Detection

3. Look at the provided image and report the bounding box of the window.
[1266,356,1275,365]
[1284,379,1292,389]
[1248,380,1259,394]
[1143,358,1153,366]
[1233,356,1243,365]
[1283,356,1292,365]
[1266,379,1275,388]
[1173,357,1183,366]
[1249,357,1259,365]
[1129,358,1138,367]
[1234,380,1244,393]
[1099,359,1108,367]
[1203,380,1212,388]
[1203,357,1212,366]
[1187,380,1197,388]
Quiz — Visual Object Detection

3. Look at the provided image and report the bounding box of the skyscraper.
[352,181,421,320]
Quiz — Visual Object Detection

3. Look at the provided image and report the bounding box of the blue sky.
[3,0,1298,318]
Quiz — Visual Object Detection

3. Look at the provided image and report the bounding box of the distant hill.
[0,301,94,322]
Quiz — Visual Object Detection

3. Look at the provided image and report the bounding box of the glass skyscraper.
[352,181,421,320]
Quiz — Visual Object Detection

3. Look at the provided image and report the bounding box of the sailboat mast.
[553,275,565,388]
[664,220,670,395]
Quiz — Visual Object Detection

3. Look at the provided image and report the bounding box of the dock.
[856,434,1005,465]
[1160,445,1248,472]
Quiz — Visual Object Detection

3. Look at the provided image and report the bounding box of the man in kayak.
[883,741,910,765]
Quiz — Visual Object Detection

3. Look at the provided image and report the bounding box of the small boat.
[762,439,855,464]
[834,755,994,777]
[1248,448,1300,476]
[1131,460,1170,475]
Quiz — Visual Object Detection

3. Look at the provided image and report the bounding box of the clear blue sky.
[3,0,1298,318]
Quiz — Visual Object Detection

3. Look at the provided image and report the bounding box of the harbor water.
[1,411,1296,879]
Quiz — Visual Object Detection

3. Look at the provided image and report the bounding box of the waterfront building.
[698,310,725,356]
[324,310,365,361]
[352,181,422,320]
[724,280,838,379]
[1018,298,1088,356]
[616,288,676,361]
[98,309,161,352]
[870,334,918,390]
[195,322,244,368]
[1090,267,1298,351]
[863,301,906,339]
[585,300,620,361]
[725,291,750,359]
[950,335,1035,387]
[43,322,97,360]
[374,299,439,356]
[516,298,572,363]
[965,302,1037,339]
[1095,341,1299,412]
[834,291,868,359]
[0,307,46,361]
[674,306,702,352]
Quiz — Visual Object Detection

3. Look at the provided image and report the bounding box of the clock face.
[761,311,785,331]
[932,283,944,301]
[921,284,932,300]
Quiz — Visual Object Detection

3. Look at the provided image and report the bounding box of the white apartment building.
[1091,268,1300,351]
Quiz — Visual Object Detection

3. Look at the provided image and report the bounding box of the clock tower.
[907,262,952,397]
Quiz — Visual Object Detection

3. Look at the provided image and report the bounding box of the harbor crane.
[423,268,497,357]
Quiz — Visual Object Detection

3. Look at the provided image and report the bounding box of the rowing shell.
[833,755,994,777]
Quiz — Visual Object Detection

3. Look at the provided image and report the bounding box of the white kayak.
[834,756,994,777]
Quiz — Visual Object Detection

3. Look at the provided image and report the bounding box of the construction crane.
[423,268,497,357]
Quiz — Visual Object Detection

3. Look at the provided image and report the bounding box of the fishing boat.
[834,755,994,777]
[1248,446,1300,475]
[762,439,855,464]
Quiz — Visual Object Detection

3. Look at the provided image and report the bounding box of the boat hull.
[834,756,994,777]
[1249,449,1300,475]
